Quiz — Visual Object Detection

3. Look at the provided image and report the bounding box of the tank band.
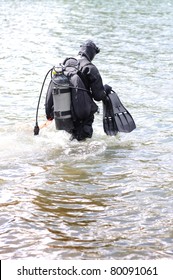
[53,88,70,94]
[55,110,71,117]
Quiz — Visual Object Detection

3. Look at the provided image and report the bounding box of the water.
[0,0,173,260]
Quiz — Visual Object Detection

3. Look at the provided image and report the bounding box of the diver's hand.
[104,84,112,95]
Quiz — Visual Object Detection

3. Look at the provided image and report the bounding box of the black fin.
[108,90,136,133]
[103,100,118,136]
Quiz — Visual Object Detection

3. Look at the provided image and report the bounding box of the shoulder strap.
[77,58,92,90]
[77,70,89,90]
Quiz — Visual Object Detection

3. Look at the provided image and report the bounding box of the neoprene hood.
[78,40,100,61]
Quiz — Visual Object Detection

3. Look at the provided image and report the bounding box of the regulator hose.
[34,67,53,135]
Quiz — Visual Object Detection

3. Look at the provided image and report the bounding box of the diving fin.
[102,90,136,135]
[103,99,118,136]
[108,90,136,133]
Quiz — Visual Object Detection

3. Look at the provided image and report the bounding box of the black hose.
[34,68,53,135]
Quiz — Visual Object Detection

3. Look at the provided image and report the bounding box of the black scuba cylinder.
[51,67,74,132]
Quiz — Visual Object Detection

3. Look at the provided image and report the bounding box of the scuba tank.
[34,65,74,136]
[51,66,74,132]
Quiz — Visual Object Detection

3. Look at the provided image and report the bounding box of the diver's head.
[78,40,100,61]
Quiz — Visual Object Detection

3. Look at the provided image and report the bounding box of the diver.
[43,40,136,140]
[45,40,111,141]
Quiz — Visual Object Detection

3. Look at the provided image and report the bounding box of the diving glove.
[104,84,112,95]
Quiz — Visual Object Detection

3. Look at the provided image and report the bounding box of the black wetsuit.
[45,55,106,141]
[46,40,109,140]
[71,56,106,140]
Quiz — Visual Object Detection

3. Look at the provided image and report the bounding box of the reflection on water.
[0,0,173,259]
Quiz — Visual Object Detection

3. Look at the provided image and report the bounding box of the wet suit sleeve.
[45,81,54,120]
[87,65,106,101]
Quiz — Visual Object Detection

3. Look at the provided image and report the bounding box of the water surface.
[0,0,173,259]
